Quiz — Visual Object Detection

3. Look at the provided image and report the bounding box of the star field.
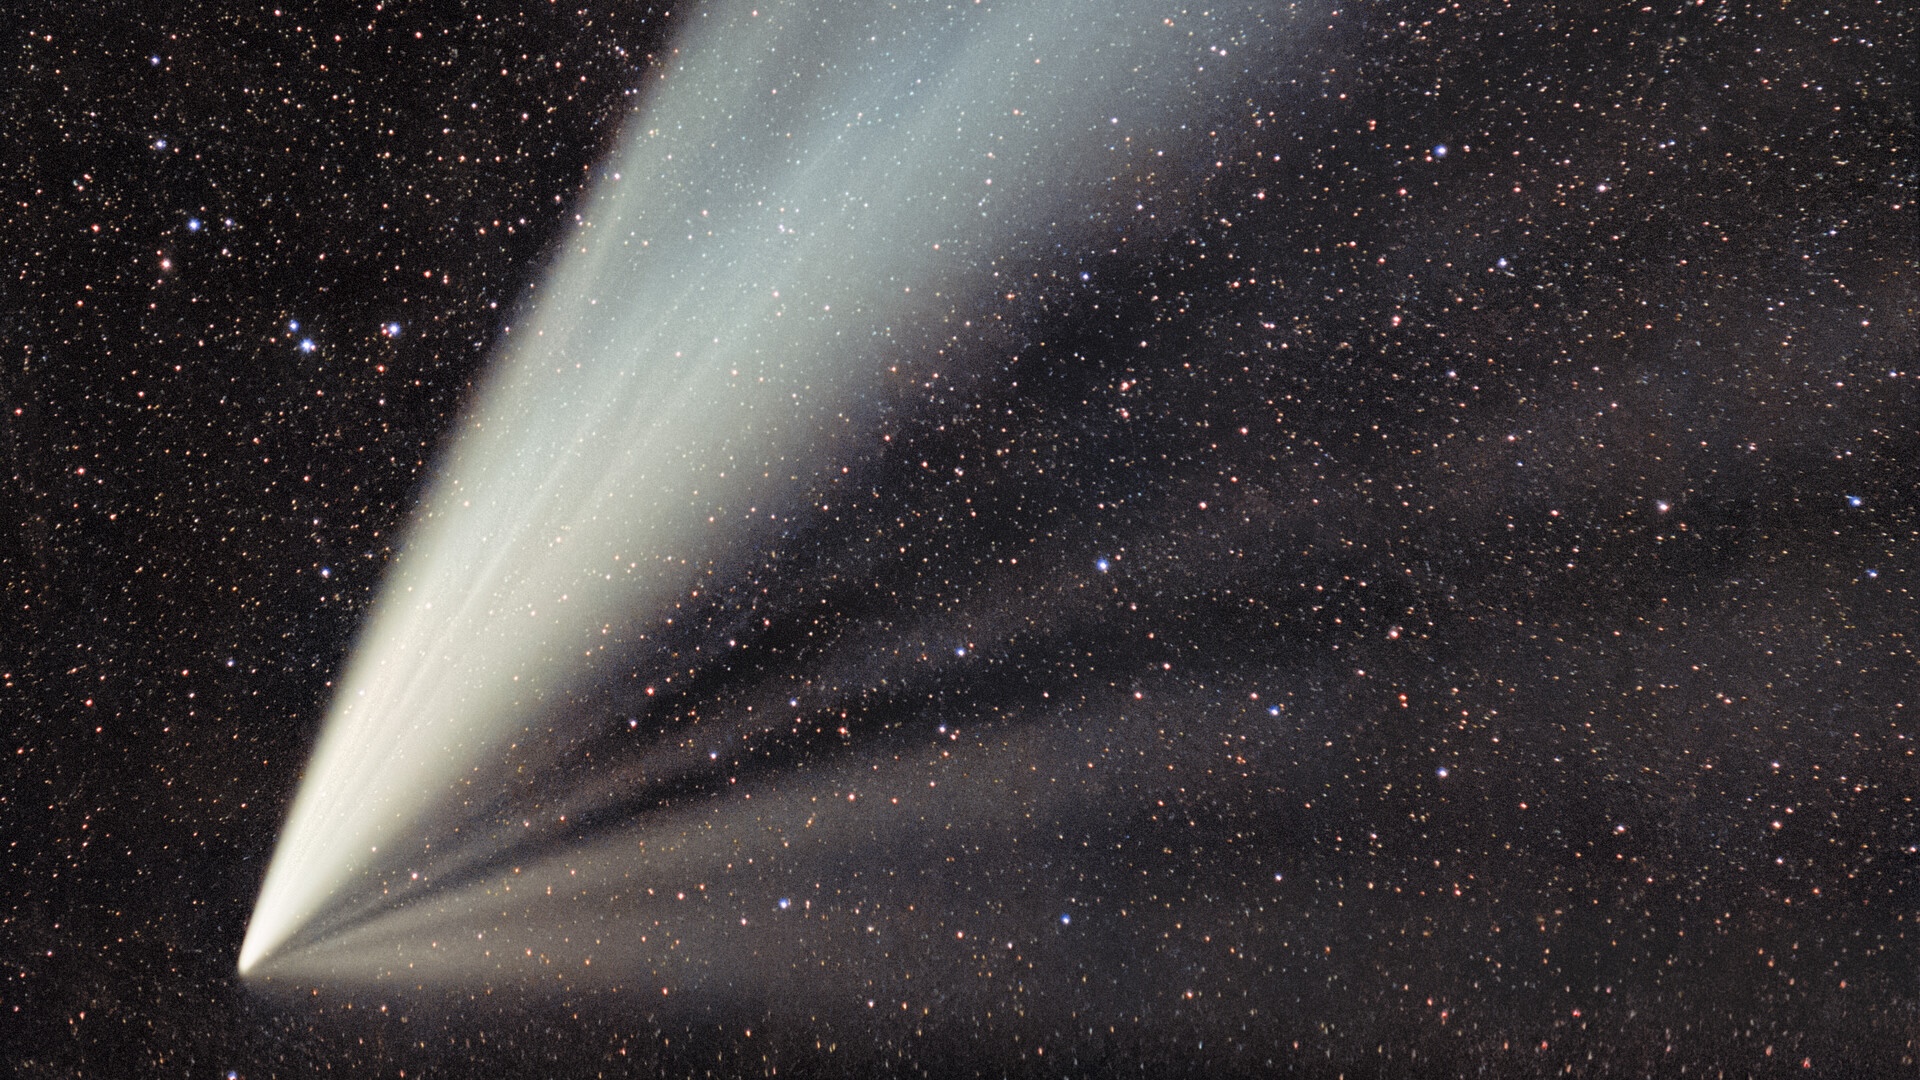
[3,2,1914,1077]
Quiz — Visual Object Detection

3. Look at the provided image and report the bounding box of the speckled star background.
[3,2,1913,1077]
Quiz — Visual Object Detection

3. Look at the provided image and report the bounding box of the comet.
[239,0,1286,983]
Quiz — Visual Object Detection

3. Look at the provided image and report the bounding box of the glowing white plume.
[241,0,1271,976]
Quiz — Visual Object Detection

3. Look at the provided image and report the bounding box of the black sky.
[3,2,1915,1077]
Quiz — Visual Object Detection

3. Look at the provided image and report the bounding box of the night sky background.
[4,1,1915,1077]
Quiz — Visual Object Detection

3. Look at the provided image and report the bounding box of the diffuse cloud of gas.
[240,0,1278,979]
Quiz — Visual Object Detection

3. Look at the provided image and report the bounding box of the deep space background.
[3,1,1915,1076]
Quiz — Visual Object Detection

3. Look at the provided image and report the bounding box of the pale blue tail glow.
[239,0,1283,978]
